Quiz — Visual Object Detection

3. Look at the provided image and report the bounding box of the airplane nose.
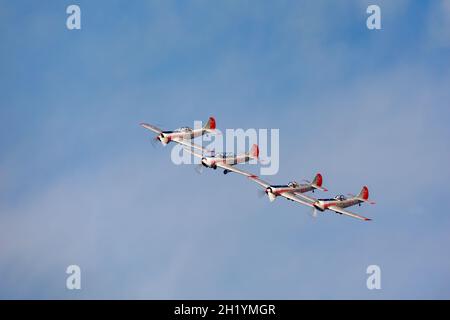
[313,201,322,211]
[201,157,213,168]
[268,192,276,202]
[159,134,169,145]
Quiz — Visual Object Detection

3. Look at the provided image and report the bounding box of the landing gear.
[223,170,229,175]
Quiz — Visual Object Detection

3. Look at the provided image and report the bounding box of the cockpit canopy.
[216,152,236,158]
[288,181,299,188]
[334,195,346,201]
[175,127,193,133]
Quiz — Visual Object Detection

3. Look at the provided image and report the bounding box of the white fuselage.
[158,128,206,145]
[313,198,361,211]
[201,154,252,168]
[264,183,315,202]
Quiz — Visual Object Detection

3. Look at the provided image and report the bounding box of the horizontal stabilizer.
[312,184,328,192]
[356,197,376,205]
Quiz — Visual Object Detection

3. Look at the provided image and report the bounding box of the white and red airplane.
[183,144,260,176]
[297,186,375,221]
[248,173,327,203]
[140,117,217,151]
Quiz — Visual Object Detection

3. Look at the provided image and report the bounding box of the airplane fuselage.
[266,184,314,196]
[158,128,207,145]
[263,183,316,202]
[314,198,362,211]
[201,155,252,168]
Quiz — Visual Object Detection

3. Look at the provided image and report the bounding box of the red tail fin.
[310,173,327,191]
[312,173,323,187]
[250,144,259,158]
[358,186,369,200]
[204,117,216,130]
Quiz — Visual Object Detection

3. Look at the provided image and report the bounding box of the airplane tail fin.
[235,144,259,164]
[203,117,216,132]
[248,144,259,159]
[356,186,376,204]
[311,173,328,191]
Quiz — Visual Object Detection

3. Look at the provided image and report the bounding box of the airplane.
[296,186,375,221]
[140,117,217,151]
[183,144,260,176]
[248,173,328,203]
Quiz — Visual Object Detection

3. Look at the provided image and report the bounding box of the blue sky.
[1,0,450,299]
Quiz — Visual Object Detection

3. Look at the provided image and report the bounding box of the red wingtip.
[365,218,372,221]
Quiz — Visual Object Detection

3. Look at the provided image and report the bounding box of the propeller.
[312,207,318,218]
[150,136,161,149]
[306,206,318,221]
[257,189,267,199]
[194,164,204,174]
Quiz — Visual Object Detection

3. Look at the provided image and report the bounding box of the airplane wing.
[182,146,204,159]
[173,138,209,153]
[280,192,315,208]
[327,205,372,221]
[295,193,318,204]
[140,123,208,153]
[215,162,255,177]
[140,123,162,134]
[248,176,271,189]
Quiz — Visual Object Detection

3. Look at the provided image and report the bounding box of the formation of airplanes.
[140,117,375,222]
